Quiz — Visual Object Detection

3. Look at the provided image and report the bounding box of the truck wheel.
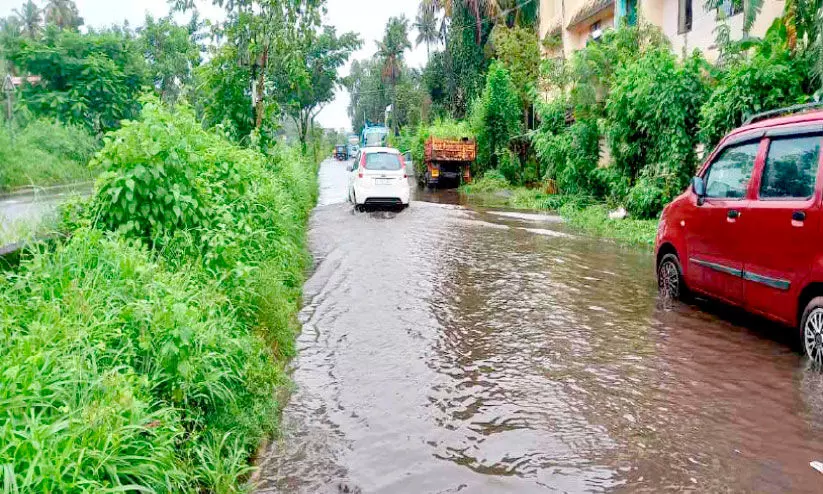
[800,297,823,365]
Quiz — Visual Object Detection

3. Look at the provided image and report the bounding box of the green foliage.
[533,99,600,195]
[563,23,670,118]
[0,119,98,190]
[346,56,424,135]
[625,176,666,219]
[699,30,807,147]
[8,26,149,133]
[442,2,491,117]
[139,14,202,105]
[490,25,540,112]
[1,100,317,491]
[271,25,361,146]
[195,45,258,141]
[472,61,522,173]
[607,48,708,199]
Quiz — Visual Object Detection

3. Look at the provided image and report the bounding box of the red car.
[656,103,823,363]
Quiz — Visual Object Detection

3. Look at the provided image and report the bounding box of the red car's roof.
[731,109,823,136]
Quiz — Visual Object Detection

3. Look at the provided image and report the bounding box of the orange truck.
[422,136,476,188]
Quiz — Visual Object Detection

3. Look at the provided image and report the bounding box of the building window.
[718,0,743,18]
[678,0,693,33]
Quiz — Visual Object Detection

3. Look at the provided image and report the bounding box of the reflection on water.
[255,160,823,493]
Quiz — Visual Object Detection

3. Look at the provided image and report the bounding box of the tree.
[8,27,149,132]
[175,0,327,133]
[270,25,361,148]
[414,6,440,61]
[44,0,83,30]
[347,56,425,133]
[491,25,539,124]
[139,14,201,105]
[377,16,411,133]
[14,1,42,39]
[472,61,521,172]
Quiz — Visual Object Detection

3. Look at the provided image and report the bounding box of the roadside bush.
[0,229,281,492]
[607,48,707,205]
[0,120,98,191]
[532,98,600,195]
[1,99,317,491]
[625,176,667,219]
[699,44,807,147]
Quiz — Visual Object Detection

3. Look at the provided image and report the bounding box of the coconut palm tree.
[414,6,441,61]
[14,0,42,39]
[44,0,83,30]
[377,16,412,133]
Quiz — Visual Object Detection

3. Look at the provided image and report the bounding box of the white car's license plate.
[375,178,393,185]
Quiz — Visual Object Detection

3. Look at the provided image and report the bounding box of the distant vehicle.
[347,134,360,157]
[347,147,409,210]
[421,136,475,188]
[655,102,823,363]
[361,125,389,148]
[334,145,348,161]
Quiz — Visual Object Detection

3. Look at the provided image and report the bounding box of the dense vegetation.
[363,0,823,230]
[0,0,350,490]
[1,99,317,492]
[0,119,97,190]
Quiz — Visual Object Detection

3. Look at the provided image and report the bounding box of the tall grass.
[0,120,98,191]
[0,100,318,491]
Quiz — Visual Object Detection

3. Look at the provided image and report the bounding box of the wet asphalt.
[255,159,823,493]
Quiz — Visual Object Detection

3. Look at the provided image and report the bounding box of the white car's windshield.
[365,153,402,171]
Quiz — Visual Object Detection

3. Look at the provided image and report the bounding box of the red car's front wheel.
[657,253,685,300]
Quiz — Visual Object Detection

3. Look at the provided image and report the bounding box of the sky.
[0,0,429,132]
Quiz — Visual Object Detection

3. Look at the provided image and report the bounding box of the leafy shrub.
[0,100,317,491]
[0,120,98,191]
[607,48,707,208]
[699,43,807,147]
[532,99,600,195]
[497,149,521,183]
[626,176,666,219]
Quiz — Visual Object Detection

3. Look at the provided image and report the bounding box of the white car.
[347,147,410,210]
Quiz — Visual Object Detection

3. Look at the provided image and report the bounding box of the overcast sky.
[0,0,428,132]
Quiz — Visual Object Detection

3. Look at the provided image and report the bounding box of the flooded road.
[256,159,823,493]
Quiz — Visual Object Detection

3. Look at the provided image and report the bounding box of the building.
[539,0,785,62]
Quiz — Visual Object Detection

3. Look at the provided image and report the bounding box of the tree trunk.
[470,1,482,44]
[254,45,269,129]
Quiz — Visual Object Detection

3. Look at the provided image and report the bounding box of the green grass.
[0,120,99,192]
[0,102,318,492]
[462,175,658,247]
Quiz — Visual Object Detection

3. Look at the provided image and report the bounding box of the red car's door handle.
[793,211,806,222]
[727,209,740,219]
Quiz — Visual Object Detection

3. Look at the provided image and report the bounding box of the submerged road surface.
[256,159,823,493]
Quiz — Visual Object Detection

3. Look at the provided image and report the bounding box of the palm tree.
[414,6,441,61]
[377,16,412,133]
[14,0,42,39]
[44,0,83,30]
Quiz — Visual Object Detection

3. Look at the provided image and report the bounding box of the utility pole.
[2,74,14,134]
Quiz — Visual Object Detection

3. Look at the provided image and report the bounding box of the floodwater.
[255,159,823,493]
[0,183,91,244]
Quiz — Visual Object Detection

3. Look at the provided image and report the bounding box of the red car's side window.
[704,143,759,199]
[759,135,821,200]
